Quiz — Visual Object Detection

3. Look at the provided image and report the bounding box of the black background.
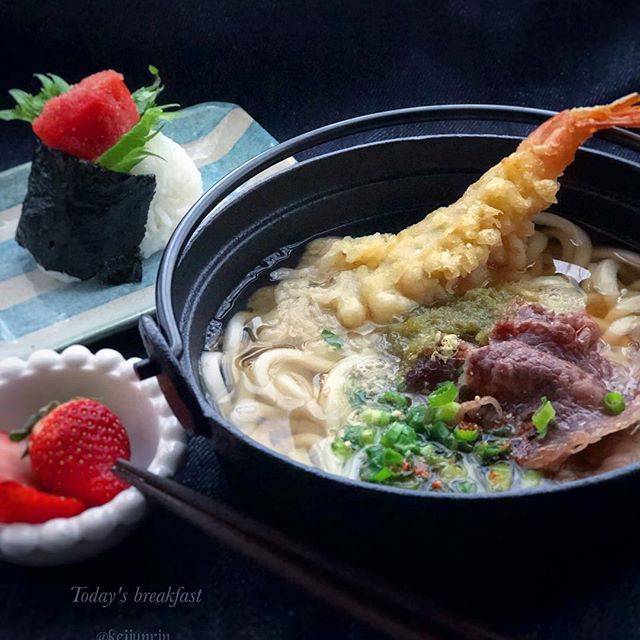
[2,1,640,639]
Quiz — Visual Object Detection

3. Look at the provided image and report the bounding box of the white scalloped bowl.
[0,345,187,566]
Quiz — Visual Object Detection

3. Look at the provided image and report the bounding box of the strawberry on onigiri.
[32,70,140,161]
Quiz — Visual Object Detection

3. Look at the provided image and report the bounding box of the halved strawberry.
[0,432,37,486]
[0,481,86,524]
[13,398,131,507]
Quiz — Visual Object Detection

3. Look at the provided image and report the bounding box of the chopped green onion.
[427,381,458,407]
[359,408,392,427]
[320,329,344,350]
[473,439,511,465]
[331,437,353,459]
[453,424,480,443]
[342,425,362,441]
[364,445,385,469]
[419,443,437,462]
[360,444,404,483]
[361,428,376,445]
[370,467,393,482]
[383,447,404,466]
[426,421,456,449]
[454,479,477,494]
[405,404,433,430]
[521,470,544,488]
[381,422,417,451]
[452,424,480,452]
[419,443,453,467]
[603,391,625,415]
[441,464,466,480]
[486,462,513,492]
[435,401,461,425]
[378,391,410,409]
[366,444,404,468]
[360,446,386,482]
[342,425,376,447]
[532,397,556,438]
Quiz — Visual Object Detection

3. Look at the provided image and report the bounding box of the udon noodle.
[203,215,640,459]
[201,95,640,492]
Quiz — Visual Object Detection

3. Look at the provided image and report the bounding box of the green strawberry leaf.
[10,400,61,444]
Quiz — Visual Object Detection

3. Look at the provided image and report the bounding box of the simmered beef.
[493,304,601,357]
[465,305,640,470]
[405,341,473,392]
[554,425,640,482]
[406,350,465,392]
[467,341,607,408]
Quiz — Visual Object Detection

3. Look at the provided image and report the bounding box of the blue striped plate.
[0,103,279,358]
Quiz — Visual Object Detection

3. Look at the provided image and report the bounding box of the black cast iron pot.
[136,105,640,579]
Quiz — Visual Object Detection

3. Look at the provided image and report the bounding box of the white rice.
[131,132,203,258]
[36,263,80,283]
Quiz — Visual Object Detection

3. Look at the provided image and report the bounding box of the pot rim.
[156,103,640,354]
[153,105,640,502]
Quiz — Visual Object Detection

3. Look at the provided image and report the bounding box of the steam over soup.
[201,95,640,493]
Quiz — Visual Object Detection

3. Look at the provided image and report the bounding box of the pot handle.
[135,315,212,437]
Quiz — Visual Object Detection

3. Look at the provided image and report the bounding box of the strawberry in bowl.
[0,483,86,525]
[0,345,186,566]
[0,432,37,487]
[1,398,133,527]
[10,398,131,510]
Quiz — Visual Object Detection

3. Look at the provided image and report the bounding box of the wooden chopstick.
[114,460,504,640]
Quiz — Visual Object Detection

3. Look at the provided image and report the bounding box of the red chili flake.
[414,459,429,478]
[431,479,443,490]
[401,461,411,472]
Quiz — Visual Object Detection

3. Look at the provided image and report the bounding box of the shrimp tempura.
[308,95,640,328]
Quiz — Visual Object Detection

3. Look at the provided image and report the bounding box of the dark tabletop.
[2,1,640,638]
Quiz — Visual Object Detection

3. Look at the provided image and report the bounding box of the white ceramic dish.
[0,345,186,566]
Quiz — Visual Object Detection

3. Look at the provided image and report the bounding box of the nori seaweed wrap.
[15,142,156,284]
